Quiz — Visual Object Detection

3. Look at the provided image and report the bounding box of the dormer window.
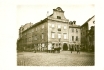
[57,16,61,19]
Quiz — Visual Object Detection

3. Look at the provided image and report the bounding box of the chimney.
[69,21,73,25]
[73,21,76,25]
[46,11,49,17]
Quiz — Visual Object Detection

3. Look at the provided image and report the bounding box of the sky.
[17,4,95,30]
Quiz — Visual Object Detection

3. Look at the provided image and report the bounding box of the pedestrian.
[34,45,37,53]
[51,46,54,53]
[48,43,51,53]
[77,46,80,54]
[57,47,61,53]
[70,47,73,53]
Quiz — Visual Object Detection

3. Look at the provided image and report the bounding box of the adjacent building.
[69,21,81,51]
[87,26,95,52]
[81,15,95,51]
[17,7,81,52]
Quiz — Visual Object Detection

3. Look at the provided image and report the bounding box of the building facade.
[87,26,95,52]
[47,7,69,51]
[69,21,81,51]
[81,16,95,51]
[17,7,81,52]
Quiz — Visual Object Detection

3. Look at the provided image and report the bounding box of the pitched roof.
[81,15,95,27]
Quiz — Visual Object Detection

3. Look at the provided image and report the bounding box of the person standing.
[34,44,36,53]
[70,47,73,53]
[51,46,54,53]
[57,47,61,53]
[77,46,80,54]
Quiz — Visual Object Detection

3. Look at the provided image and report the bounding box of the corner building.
[17,7,81,51]
[48,7,69,51]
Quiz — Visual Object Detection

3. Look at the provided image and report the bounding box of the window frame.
[52,24,55,28]
[63,33,67,39]
[72,36,74,41]
[42,33,44,39]
[58,33,61,39]
[58,25,61,29]
[64,25,67,29]
[51,32,55,38]
[35,35,37,40]
[36,28,37,31]
[72,28,74,32]
[42,25,44,29]
[76,36,78,41]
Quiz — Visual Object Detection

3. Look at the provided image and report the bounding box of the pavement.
[17,51,94,66]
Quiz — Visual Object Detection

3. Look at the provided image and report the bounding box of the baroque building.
[17,7,81,52]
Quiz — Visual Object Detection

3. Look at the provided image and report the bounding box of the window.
[42,33,44,39]
[76,29,78,33]
[52,43,55,46]
[58,25,61,31]
[42,43,45,47]
[57,16,61,19]
[52,24,54,28]
[42,25,44,29]
[64,33,67,39]
[76,36,78,41]
[35,35,37,40]
[56,43,58,46]
[32,29,34,32]
[28,38,30,41]
[59,43,61,47]
[64,25,67,29]
[36,28,37,31]
[58,33,61,38]
[28,31,30,34]
[72,28,74,32]
[58,25,61,28]
[93,21,95,24]
[58,28,61,31]
[52,32,55,38]
[83,27,84,29]
[81,33,82,35]
[24,33,26,35]
[72,36,74,41]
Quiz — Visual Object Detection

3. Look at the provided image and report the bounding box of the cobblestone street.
[17,51,94,66]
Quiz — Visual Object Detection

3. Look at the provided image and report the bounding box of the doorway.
[63,43,68,51]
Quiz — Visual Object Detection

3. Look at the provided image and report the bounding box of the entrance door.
[63,43,68,51]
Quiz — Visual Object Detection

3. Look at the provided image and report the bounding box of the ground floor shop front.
[19,42,81,52]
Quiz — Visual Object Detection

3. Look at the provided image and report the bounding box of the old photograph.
[17,4,95,66]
